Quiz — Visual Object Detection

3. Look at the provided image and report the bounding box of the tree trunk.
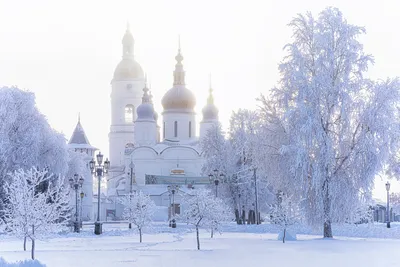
[323,181,333,238]
[211,228,214,238]
[23,236,26,251]
[31,225,35,260]
[196,226,200,250]
[283,228,286,243]
[324,221,332,238]
[139,228,142,243]
[129,223,132,229]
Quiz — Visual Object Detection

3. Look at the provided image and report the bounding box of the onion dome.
[202,85,219,121]
[161,44,196,111]
[202,75,219,121]
[136,81,155,121]
[113,24,144,81]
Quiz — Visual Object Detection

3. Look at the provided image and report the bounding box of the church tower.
[109,25,145,169]
[161,44,197,142]
[134,79,157,146]
[200,78,219,139]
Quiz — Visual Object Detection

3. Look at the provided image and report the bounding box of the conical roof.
[69,118,91,145]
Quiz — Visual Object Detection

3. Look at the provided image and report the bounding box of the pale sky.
[0,0,399,201]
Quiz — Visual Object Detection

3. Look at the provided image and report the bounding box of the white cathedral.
[68,26,220,221]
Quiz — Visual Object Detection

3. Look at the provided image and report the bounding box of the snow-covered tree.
[269,192,301,243]
[0,86,69,212]
[120,190,156,243]
[182,188,231,250]
[265,7,400,238]
[390,192,400,214]
[2,168,70,260]
[66,150,87,180]
[200,122,231,176]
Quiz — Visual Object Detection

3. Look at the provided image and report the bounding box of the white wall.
[162,111,196,141]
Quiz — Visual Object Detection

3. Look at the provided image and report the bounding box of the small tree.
[269,192,301,243]
[182,188,230,250]
[120,190,156,243]
[2,168,70,260]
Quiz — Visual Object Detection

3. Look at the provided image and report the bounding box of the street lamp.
[80,191,84,229]
[167,185,179,228]
[209,169,225,197]
[128,160,135,229]
[386,181,391,228]
[89,151,110,235]
[69,174,84,233]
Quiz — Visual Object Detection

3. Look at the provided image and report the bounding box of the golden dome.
[161,85,196,110]
[113,59,144,80]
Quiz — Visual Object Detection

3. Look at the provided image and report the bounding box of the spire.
[141,74,151,103]
[69,116,91,145]
[207,73,214,104]
[122,23,134,59]
[173,35,185,86]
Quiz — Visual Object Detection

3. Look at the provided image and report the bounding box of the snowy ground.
[1,223,399,267]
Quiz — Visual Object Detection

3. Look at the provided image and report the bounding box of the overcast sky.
[0,0,399,200]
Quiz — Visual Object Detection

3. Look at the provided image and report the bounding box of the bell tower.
[109,24,145,178]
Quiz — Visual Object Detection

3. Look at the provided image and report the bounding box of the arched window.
[174,121,178,137]
[163,122,166,139]
[124,104,134,123]
[189,121,192,138]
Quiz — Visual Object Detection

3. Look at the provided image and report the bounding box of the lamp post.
[254,168,260,225]
[209,169,225,198]
[386,181,391,228]
[80,191,84,229]
[89,152,110,235]
[168,185,179,228]
[69,174,84,233]
[128,160,135,229]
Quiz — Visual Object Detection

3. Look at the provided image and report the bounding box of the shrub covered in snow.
[0,257,46,267]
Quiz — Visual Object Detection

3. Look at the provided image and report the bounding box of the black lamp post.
[69,174,84,233]
[80,191,84,229]
[168,185,179,228]
[128,160,135,229]
[386,181,391,228]
[89,152,110,235]
[209,169,225,198]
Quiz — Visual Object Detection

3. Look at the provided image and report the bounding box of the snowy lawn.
[0,223,399,267]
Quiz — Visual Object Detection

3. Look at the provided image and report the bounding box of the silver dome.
[202,103,218,121]
[137,102,155,120]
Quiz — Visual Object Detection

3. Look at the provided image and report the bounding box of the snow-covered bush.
[0,258,46,267]
[120,190,156,242]
[2,168,70,260]
[269,192,301,243]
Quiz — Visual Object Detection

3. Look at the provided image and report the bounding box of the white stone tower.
[109,25,145,182]
[161,45,197,142]
[68,116,97,221]
[200,77,219,139]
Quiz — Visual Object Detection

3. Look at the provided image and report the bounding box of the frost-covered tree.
[2,168,70,260]
[266,7,400,238]
[269,192,301,243]
[182,188,231,250]
[390,192,400,214]
[0,86,69,212]
[120,190,156,243]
